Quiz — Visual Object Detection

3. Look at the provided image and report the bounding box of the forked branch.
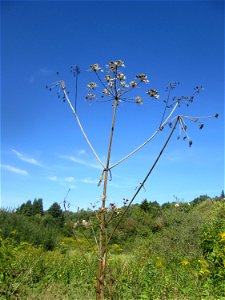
[107,116,180,245]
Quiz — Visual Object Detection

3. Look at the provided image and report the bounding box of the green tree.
[192,194,210,206]
[33,198,43,215]
[140,199,150,212]
[48,202,62,218]
[47,202,64,227]
[21,200,33,216]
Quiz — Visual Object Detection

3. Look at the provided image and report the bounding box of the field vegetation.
[0,194,224,299]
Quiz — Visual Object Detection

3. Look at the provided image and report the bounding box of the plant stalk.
[107,116,180,245]
[96,99,118,300]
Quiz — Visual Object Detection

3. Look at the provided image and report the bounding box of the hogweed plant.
[47,59,218,300]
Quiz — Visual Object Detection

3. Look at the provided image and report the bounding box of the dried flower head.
[123,198,129,205]
[110,202,118,211]
[108,81,115,88]
[105,75,113,81]
[108,60,125,72]
[136,96,143,104]
[87,82,97,89]
[136,73,149,83]
[85,93,95,100]
[194,86,204,93]
[147,89,160,99]
[59,80,66,89]
[108,61,117,72]
[117,73,126,80]
[90,64,102,71]
[130,81,137,88]
[103,88,110,96]
[120,81,126,87]
[117,60,125,67]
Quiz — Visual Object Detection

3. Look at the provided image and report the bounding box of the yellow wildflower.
[179,260,190,266]
[156,257,163,268]
[198,259,209,268]
[199,269,210,277]
[219,232,225,242]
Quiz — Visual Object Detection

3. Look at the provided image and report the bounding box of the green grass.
[1,198,224,299]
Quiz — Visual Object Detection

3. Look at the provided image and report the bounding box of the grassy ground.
[1,199,224,299]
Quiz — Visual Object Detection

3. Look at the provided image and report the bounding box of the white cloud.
[1,164,28,176]
[38,67,53,76]
[78,149,87,156]
[59,155,102,170]
[48,176,59,182]
[11,149,44,167]
[47,174,98,186]
[108,181,133,189]
[28,67,53,84]
[69,185,76,190]
[80,178,98,184]
[47,176,76,189]
[64,177,76,183]
[47,173,132,189]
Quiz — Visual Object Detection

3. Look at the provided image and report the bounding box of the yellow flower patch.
[219,232,225,242]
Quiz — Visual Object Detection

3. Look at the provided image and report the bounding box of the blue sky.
[1,0,224,211]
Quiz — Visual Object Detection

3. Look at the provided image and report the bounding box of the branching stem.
[109,101,179,170]
[107,116,180,245]
[61,85,105,169]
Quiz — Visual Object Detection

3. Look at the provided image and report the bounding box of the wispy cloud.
[78,149,87,156]
[47,176,77,189]
[80,178,98,184]
[47,174,132,189]
[108,182,133,189]
[28,67,53,84]
[48,176,59,182]
[38,67,53,76]
[64,177,76,183]
[59,155,102,170]
[11,149,43,167]
[47,174,99,186]
[1,164,28,176]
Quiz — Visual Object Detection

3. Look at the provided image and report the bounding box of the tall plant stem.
[96,99,119,300]
[107,116,180,245]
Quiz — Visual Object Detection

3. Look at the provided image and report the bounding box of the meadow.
[0,195,224,299]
